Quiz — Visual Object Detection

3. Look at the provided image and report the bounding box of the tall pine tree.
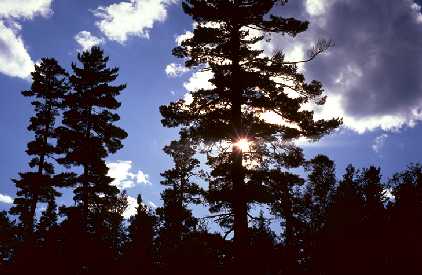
[160,0,341,268]
[56,46,127,273]
[57,46,127,233]
[10,58,68,241]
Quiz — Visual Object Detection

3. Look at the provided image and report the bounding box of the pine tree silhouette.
[267,170,305,275]
[304,155,336,230]
[8,58,72,275]
[156,137,203,274]
[357,166,387,275]
[0,211,17,270]
[56,46,128,274]
[249,211,277,275]
[302,154,336,273]
[10,58,68,242]
[321,165,365,275]
[123,194,157,275]
[36,196,58,242]
[160,1,341,270]
[387,164,422,275]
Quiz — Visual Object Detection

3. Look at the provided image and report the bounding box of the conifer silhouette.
[357,166,386,275]
[123,194,156,275]
[56,46,128,273]
[387,164,422,275]
[160,1,341,270]
[0,211,16,268]
[57,46,127,230]
[10,58,68,242]
[302,154,336,273]
[158,138,202,240]
[156,137,203,273]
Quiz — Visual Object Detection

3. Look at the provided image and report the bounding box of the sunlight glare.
[234,138,250,152]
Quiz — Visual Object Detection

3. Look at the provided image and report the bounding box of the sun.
[234,138,250,152]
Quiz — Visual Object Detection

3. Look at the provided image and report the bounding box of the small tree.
[124,195,157,275]
[322,165,365,275]
[304,154,336,232]
[156,138,203,273]
[302,154,336,272]
[357,166,386,275]
[387,164,422,275]
[158,138,202,242]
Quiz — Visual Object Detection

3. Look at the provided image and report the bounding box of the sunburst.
[234,138,250,152]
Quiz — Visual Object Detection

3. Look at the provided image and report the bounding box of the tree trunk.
[230,22,249,268]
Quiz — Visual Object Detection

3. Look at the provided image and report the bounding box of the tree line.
[0,1,420,274]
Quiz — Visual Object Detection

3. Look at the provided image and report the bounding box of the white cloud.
[312,94,416,134]
[135,170,151,185]
[123,195,138,219]
[0,193,13,204]
[165,63,189,77]
[0,0,53,79]
[0,21,34,79]
[411,2,422,23]
[183,93,193,105]
[0,0,53,19]
[183,69,215,92]
[385,188,395,202]
[372,133,389,153]
[93,0,177,43]
[123,196,156,219]
[107,160,151,190]
[175,30,193,45]
[148,201,157,208]
[305,0,329,16]
[74,31,104,51]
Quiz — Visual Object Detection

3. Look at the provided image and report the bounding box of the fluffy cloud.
[123,196,138,219]
[123,196,157,219]
[0,0,53,79]
[181,69,215,105]
[268,0,422,133]
[183,69,215,92]
[0,21,34,78]
[107,160,151,190]
[0,193,13,204]
[175,30,193,45]
[0,0,52,19]
[165,63,189,77]
[74,31,104,51]
[93,0,177,43]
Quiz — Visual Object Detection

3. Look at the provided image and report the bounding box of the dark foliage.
[10,58,68,241]
[160,0,341,271]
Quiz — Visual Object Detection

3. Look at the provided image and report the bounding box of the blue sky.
[1,0,422,219]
